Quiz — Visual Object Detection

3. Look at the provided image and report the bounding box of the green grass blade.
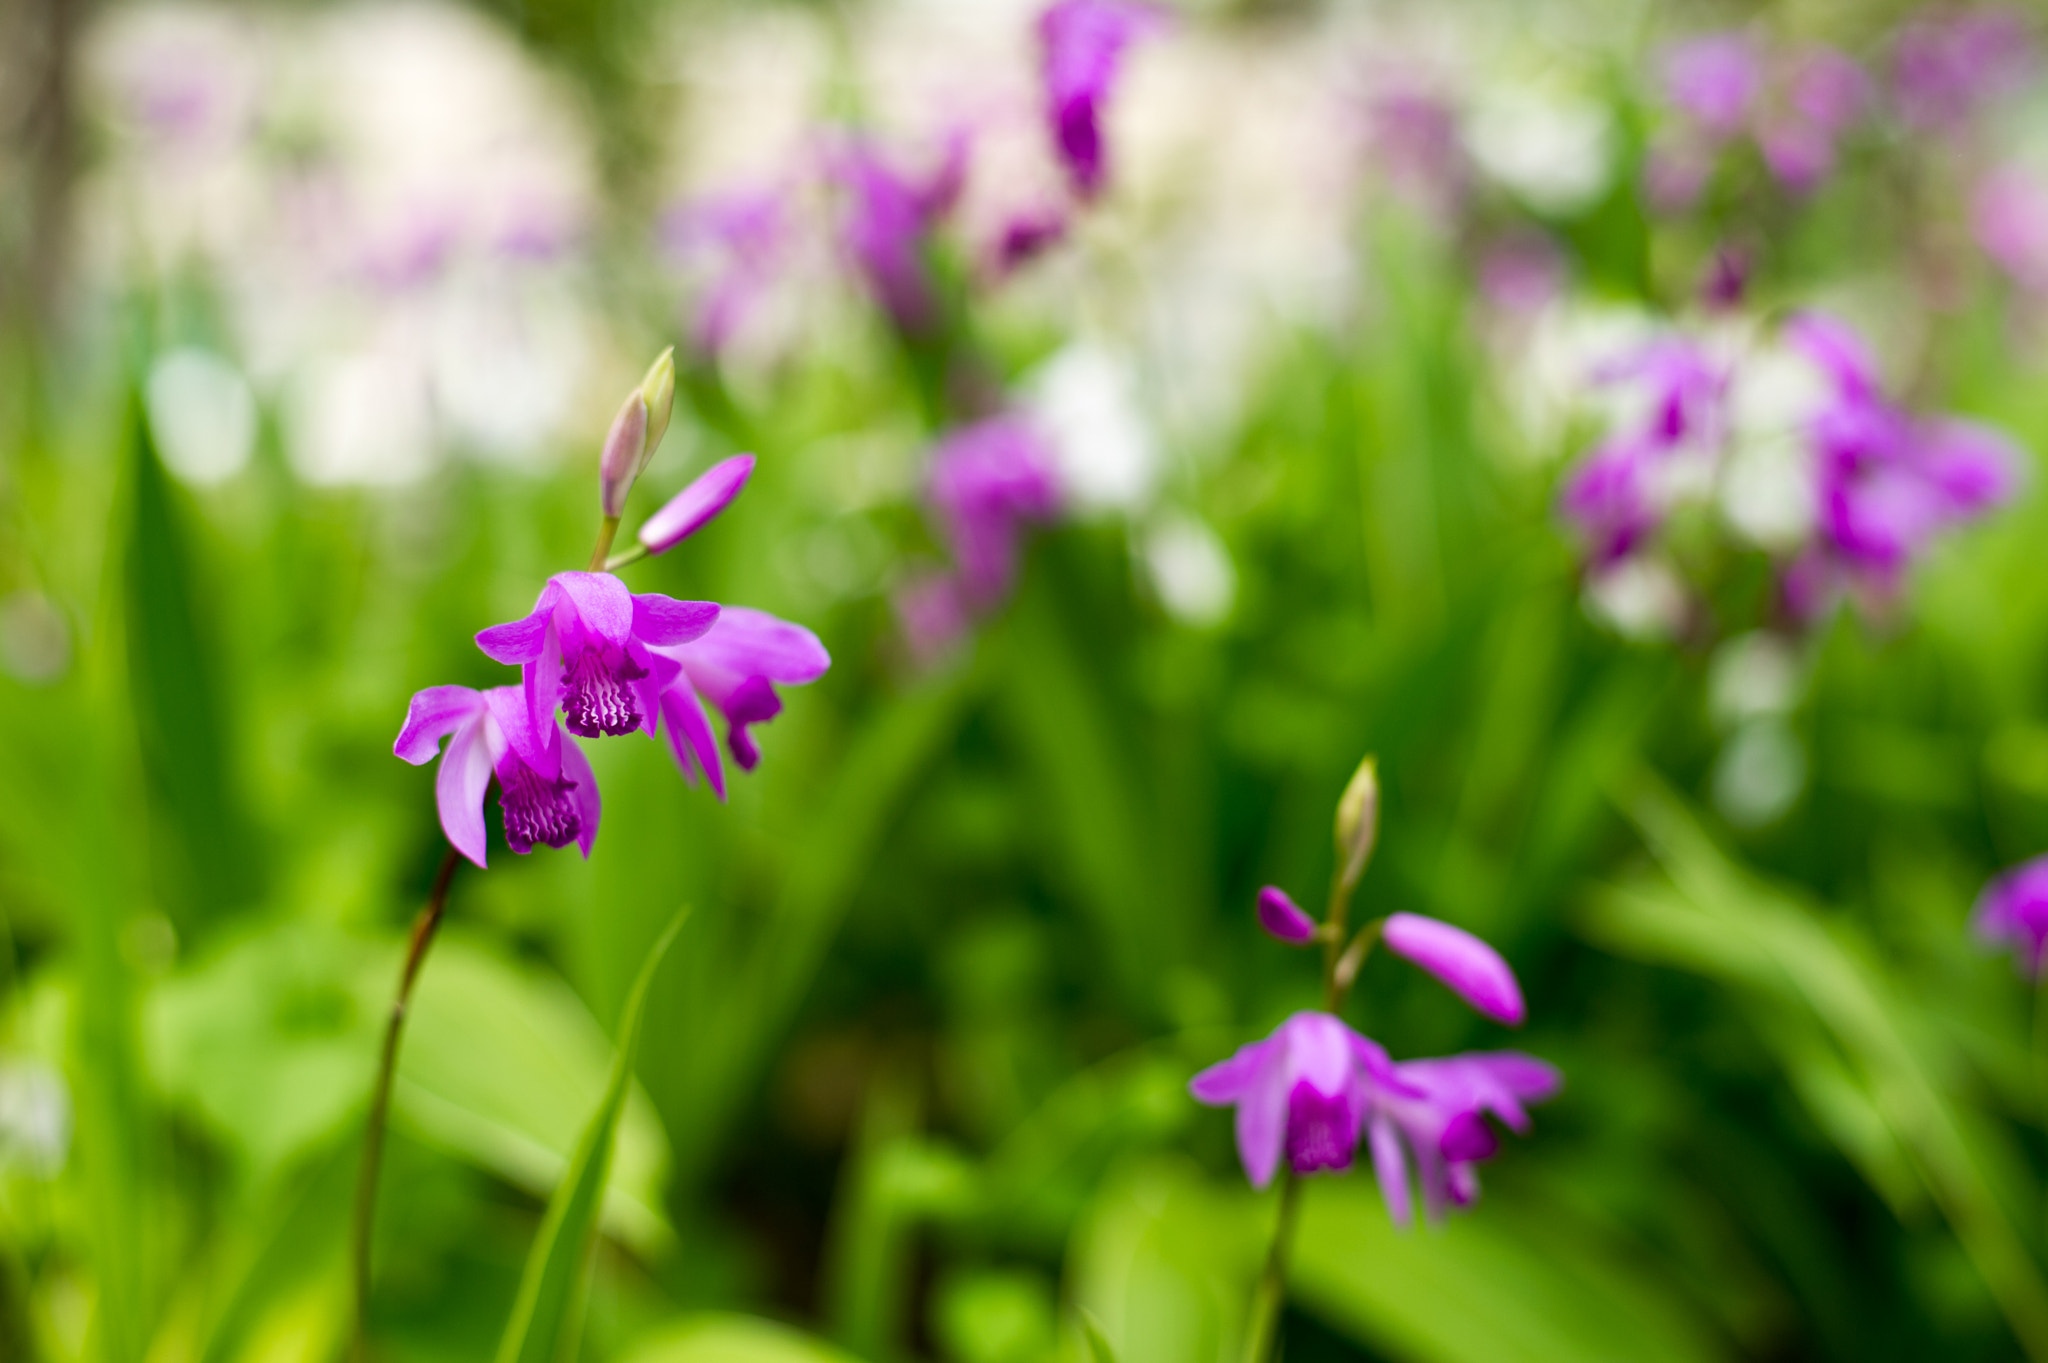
[494,909,688,1363]
[1078,1310,1118,1363]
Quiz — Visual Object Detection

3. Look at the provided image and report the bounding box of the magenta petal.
[1382,913,1527,1025]
[632,594,721,646]
[395,685,484,764]
[553,571,636,648]
[660,680,727,801]
[434,710,494,868]
[1237,1055,1289,1190]
[1256,886,1318,944]
[687,606,831,683]
[638,454,757,554]
[484,685,558,780]
[1368,1114,1412,1228]
[1440,1111,1499,1162]
[558,731,602,858]
[1189,1036,1277,1105]
[476,601,553,665]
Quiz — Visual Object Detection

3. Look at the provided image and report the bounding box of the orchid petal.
[1189,1036,1277,1105]
[686,606,831,683]
[632,594,721,646]
[660,679,727,801]
[1238,1053,1289,1190]
[395,685,484,764]
[434,710,494,868]
[637,454,756,554]
[1368,1114,1412,1228]
[484,685,559,781]
[558,731,602,858]
[476,581,561,664]
[553,571,637,648]
[1382,913,1526,1026]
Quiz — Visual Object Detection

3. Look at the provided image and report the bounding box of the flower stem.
[1244,1170,1302,1363]
[353,845,461,1362]
[588,515,621,571]
[603,541,650,573]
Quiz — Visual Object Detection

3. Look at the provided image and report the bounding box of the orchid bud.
[1255,886,1318,945]
[598,391,650,519]
[1334,755,1379,890]
[638,347,676,472]
[1381,912,1525,1026]
[638,453,756,556]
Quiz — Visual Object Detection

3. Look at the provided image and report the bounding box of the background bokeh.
[8,0,2048,1360]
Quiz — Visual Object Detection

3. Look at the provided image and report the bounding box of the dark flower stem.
[353,843,461,1362]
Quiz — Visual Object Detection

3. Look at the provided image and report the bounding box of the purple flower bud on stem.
[598,392,649,520]
[1257,886,1319,945]
[638,454,757,555]
[1381,912,1526,1025]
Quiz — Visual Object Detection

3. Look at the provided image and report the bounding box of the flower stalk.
[354,844,462,1361]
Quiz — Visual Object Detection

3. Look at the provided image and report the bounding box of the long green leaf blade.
[495,910,687,1363]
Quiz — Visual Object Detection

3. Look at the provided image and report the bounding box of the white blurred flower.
[1583,556,1688,640]
[1709,632,1803,728]
[1027,343,1160,512]
[1465,86,1614,215]
[147,348,257,486]
[1713,718,1806,827]
[1143,513,1236,627]
[0,1060,71,1179]
[286,350,435,487]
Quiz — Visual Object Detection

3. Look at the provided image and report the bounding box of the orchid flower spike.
[476,572,718,740]
[649,607,831,798]
[1188,1012,1409,1188]
[394,684,600,867]
[638,454,756,556]
[1381,913,1527,1026]
[1368,1051,1561,1226]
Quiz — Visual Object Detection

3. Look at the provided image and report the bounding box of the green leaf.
[618,1314,863,1363]
[1077,1309,1118,1363]
[494,910,686,1363]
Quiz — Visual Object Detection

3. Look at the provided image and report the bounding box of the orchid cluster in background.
[1188,760,1559,1358]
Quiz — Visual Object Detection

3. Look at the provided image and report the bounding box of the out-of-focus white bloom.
[1709,632,1803,727]
[147,348,257,486]
[1721,431,1816,549]
[1465,86,1614,215]
[1144,513,1236,626]
[1027,342,1160,511]
[1584,556,1687,640]
[1501,301,1656,456]
[286,350,435,487]
[1713,718,1806,827]
[0,1060,71,1178]
[427,267,590,466]
[0,592,71,686]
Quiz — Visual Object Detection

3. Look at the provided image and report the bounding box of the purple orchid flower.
[1038,0,1167,199]
[476,572,719,740]
[661,188,787,357]
[894,571,974,667]
[927,415,1064,606]
[1782,312,2022,609]
[394,684,600,867]
[1367,1051,1561,1226]
[1381,913,1526,1026]
[990,207,1070,277]
[831,133,968,335]
[1664,34,1761,139]
[1974,855,2048,978]
[1189,1012,1409,1188]
[1975,167,2048,293]
[1893,8,2035,133]
[1559,336,1726,565]
[649,607,830,799]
